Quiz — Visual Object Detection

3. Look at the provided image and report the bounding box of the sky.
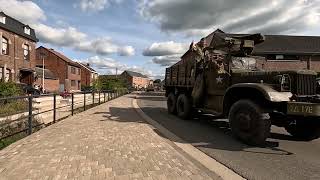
[0,0,320,79]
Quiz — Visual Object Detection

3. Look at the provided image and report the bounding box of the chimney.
[86,63,90,67]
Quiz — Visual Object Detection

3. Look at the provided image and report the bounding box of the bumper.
[287,102,320,116]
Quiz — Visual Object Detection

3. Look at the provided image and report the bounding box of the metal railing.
[0,89,128,142]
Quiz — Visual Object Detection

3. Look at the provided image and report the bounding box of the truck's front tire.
[285,120,320,140]
[229,100,271,146]
[176,94,192,120]
[167,93,177,114]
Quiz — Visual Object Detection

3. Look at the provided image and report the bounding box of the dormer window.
[0,15,5,24]
[24,26,30,35]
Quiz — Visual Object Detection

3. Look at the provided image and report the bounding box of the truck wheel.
[167,93,177,114]
[229,100,271,146]
[285,120,320,140]
[176,94,192,120]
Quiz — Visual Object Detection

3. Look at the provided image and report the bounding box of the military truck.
[164,32,320,146]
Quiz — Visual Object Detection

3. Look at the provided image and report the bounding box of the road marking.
[132,97,246,180]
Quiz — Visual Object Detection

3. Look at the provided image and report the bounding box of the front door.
[20,70,34,85]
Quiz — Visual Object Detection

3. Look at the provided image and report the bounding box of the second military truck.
[164,31,320,146]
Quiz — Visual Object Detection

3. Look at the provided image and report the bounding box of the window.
[5,69,10,82]
[266,54,299,61]
[24,27,30,35]
[2,37,8,55]
[276,55,284,60]
[231,57,257,70]
[78,68,80,75]
[0,16,5,24]
[0,68,10,82]
[71,80,76,86]
[78,80,81,89]
[71,67,76,74]
[23,44,30,61]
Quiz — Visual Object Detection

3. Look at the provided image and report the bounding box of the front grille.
[295,74,316,95]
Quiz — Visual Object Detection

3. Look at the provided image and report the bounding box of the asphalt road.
[137,92,320,180]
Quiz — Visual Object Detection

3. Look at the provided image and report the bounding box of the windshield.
[231,57,257,70]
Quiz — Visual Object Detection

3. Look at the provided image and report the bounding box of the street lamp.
[40,52,46,94]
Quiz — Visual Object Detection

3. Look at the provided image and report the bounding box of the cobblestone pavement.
[0,94,216,180]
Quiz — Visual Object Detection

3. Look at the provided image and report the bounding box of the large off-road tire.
[167,93,177,114]
[229,100,271,146]
[285,120,320,140]
[176,94,192,120]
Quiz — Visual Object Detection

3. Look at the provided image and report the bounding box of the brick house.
[36,46,82,92]
[121,70,150,89]
[77,62,98,87]
[34,67,59,93]
[0,12,38,85]
[203,29,320,72]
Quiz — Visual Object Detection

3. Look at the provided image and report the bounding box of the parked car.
[60,90,72,98]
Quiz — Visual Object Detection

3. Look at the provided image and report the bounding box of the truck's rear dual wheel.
[285,120,320,140]
[176,94,192,120]
[229,100,271,146]
[167,93,177,114]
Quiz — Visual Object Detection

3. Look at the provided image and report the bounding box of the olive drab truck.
[164,31,320,146]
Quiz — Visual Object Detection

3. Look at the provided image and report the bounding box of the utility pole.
[40,52,46,94]
[42,55,44,93]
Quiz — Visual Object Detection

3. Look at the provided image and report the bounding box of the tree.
[154,79,161,84]
[95,76,126,90]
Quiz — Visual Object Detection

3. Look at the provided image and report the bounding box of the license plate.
[287,102,320,116]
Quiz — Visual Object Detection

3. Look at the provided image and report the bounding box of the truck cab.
[165,32,320,146]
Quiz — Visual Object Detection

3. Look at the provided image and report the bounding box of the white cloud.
[0,0,46,24]
[0,0,134,56]
[78,0,108,12]
[81,56,127,70]
[139,0,320,36]
[151,55,180,67]
[75,0,123,12]
[33,24,87,46]
[118,46,135,56]
[143,41,187,67]
[143,41,189,56]
[77,56,161,78]
[76,38,135,56]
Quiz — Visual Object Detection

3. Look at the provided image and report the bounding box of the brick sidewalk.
[0,94,216,180]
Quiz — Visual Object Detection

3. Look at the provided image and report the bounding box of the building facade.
[77,62,98,88]
[36,46,82,92]
[121,70,150,89]
[34,67,59,93]
[0,12,38,85]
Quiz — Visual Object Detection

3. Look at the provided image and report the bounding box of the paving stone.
[0,95,216,180]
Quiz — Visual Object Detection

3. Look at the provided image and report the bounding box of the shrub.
[0,81,21,98]
[0,100,28,117]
